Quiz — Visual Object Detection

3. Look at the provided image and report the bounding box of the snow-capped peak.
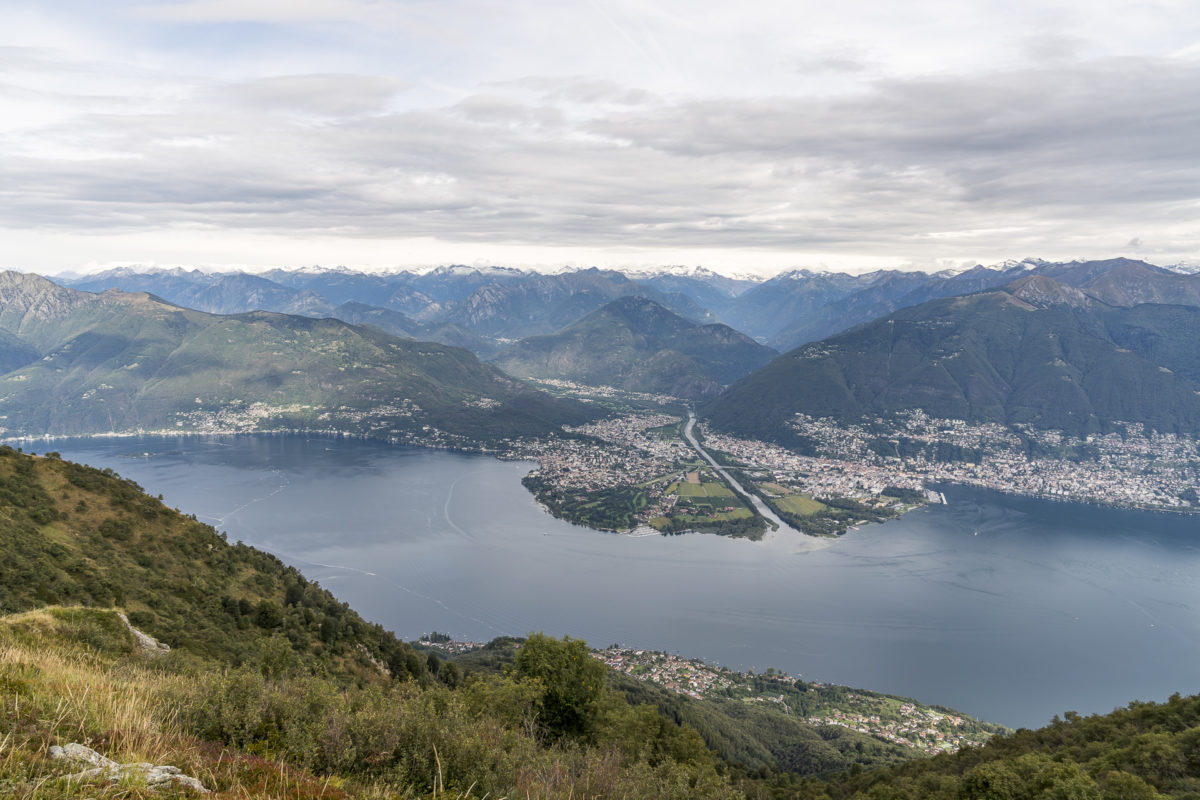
[986,257,1054,272]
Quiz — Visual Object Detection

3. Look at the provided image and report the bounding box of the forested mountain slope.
[0,271,589,442]
[705,276,1200,442]
[492,296,776,398]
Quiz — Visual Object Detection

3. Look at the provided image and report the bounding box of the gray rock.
[117,612,171,654]
[50,742,208,793]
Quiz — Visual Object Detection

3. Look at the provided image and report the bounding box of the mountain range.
[0,271,588,441]
[705,272,1200,442]
[42,257,1200,444]
[491,296,776,399]
[64,265,720,353]
[63,258,1200,356]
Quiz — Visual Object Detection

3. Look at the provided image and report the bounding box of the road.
[682,411,798,536]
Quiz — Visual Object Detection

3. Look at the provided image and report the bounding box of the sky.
[2,0,1199,276]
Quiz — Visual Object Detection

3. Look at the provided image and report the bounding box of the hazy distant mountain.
[704,274,1200,442]
[66,268,338,317]
[441,268,718,340]
[63,258,1200,360]
[60,265,725,349]
[717,269,879,344]
[718,263,1046,350]
[0,272,588,441]
[766,270,940,350]
[716,257,1195,352]
[492,296,776,399]
[62,269,499,354]
[1070,259,1200,307]
[327,301,498,356]
[625,266,761,310]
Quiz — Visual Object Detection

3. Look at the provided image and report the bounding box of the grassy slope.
[0,445,430,684]
[445,640,942,780]
[0,607,736,799]
[0,449,743,799]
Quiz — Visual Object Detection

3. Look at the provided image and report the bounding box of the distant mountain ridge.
[64,265,726,354]
[59,257,1200,359]
[0,271,588,441]
[704,272,1200,441]
[491,296,777,399]
[712,257,1200,350]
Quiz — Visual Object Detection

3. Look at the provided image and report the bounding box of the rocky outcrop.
[49,743,209,793]
[0,271,94,332]
[117,612,171,655]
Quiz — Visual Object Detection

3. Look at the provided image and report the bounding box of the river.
[50,434,1200,730]
[682,411,802,538]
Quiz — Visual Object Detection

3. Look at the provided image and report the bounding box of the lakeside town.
[501,393,1200,535]
[783,410,1200,511]
[35,382,1199,534]
[594,647,1003,754]
[415,635,1004,756]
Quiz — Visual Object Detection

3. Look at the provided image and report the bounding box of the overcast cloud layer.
[2,0,1199,274]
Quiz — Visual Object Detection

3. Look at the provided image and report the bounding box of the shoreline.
[13,427,1195,528]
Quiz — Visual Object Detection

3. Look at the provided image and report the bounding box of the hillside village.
[593,647,1003,755]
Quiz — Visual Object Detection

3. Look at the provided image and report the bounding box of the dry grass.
[0,608,737,800]
[0,608,587,800]
[0,608,394,799]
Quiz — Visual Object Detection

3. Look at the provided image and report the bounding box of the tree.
[514,632,608,739]
[253,599,283,629]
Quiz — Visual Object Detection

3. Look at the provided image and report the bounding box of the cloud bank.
[1,1,1198,272]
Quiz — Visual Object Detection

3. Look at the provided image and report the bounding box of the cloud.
[4,1,1200,272]
[130,0,386,23]
[484,77,661,108]
[216,74,412,117]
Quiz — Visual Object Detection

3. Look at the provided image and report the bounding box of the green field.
[677,481,735,499]
[774,493,827,516]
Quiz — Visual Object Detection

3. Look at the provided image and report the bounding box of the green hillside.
[0,271,590,443]
[446,640,1002,780]
[791,695,1200,799]
[0,444,432,683]
[492,296,776,399]
[705,277,1200,443]
[0,447,739,798]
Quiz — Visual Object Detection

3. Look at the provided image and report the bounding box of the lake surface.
[50,434,1200,730]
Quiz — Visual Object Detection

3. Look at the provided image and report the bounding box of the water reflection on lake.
[52,434,1200,729]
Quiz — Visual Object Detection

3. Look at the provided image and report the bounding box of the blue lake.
[50,434,1200,729]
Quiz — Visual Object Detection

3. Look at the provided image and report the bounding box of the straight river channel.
[50,434,1200,730]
